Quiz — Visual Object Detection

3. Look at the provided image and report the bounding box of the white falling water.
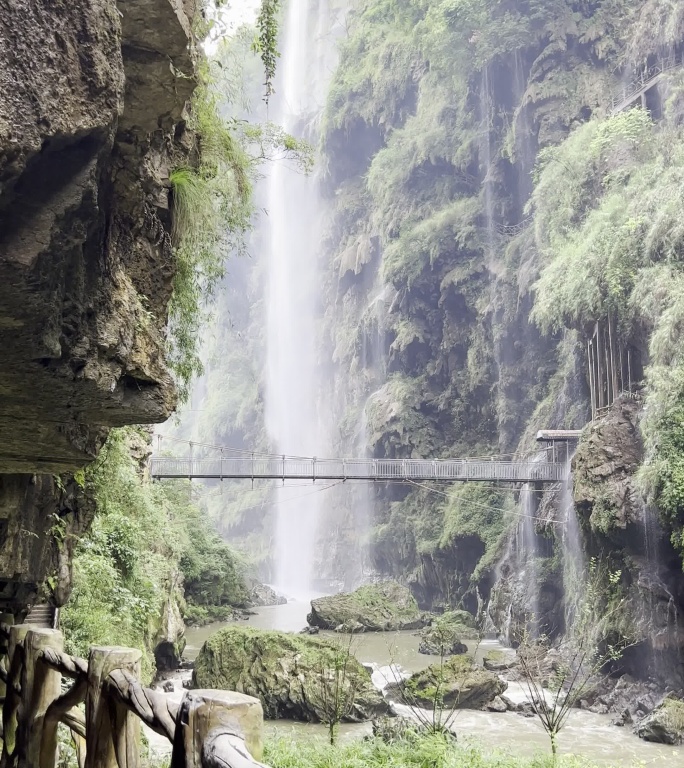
[520,484,541,636]
[264,0,340,597]
[560,450,586,631]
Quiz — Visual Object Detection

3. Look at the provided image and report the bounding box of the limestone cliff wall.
[0,0,198,610]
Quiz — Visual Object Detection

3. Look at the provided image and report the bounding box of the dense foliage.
[528,96,684,554]
[60,429,248,676]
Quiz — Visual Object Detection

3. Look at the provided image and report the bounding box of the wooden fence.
[0,619,267,768]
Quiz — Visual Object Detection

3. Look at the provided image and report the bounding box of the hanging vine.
[253,0,281,104]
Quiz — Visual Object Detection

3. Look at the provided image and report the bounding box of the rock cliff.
[0,0,199,611]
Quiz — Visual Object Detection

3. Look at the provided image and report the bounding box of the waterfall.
[560,451,586,630]
[479,67,496,263]
[520,484,541,637]
[263,0,342,597]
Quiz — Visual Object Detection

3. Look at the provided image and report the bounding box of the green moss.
[193,626,387,722]
[308,581,424,631]
[404,655,506,709]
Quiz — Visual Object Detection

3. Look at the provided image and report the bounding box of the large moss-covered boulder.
[192,626,389,722]
[403,656,506,709]
[307,581,425,631]
[635,697,684,744]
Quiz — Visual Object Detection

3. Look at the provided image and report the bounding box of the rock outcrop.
[418,611,475,656]
[0,0,194,473]
[192,626,389,722]
[403,656,506,710]
[307,581,426,632]
[249,583,287,607]
[0,0,199,612]
[153,576,186,671]
[635,697,684,745]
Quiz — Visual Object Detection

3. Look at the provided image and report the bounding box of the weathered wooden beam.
[85,647,142,768]
[1,624,31,767]
[105,668,178,741]
[39,648,88,680]
[43,677,88,767]
[17,628,64,768]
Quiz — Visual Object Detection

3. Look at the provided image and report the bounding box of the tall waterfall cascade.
[264,0,347,596]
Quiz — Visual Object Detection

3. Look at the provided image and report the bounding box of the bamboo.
[619,343,624,396]
[595,324,605,409]
[608,315,618,404]
[587,340,596,420]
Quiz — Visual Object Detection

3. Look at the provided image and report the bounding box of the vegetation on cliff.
[60,428,248,676]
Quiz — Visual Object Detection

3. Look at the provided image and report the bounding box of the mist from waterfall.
[263,0,343,597]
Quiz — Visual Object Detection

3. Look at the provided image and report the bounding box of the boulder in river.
[418,612,475,656]
[635,696,684,744]
[307,581,426,631]
[249,583,287,607]
[402,655,507,710]
[192,626,389,722]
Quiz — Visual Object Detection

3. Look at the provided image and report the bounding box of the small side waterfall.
[520,484,541,637]
[560,451,586,630]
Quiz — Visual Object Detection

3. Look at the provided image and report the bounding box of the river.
[174,599,684,766]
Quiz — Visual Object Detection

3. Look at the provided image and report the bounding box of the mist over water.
[263,0,343,596]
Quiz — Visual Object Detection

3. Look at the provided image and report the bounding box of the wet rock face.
[573,398,643,533]
[249,584,287,607]
[0,474,95,612]
[192,626,389,722]
[0,0,195,474]
[635,696,684,745]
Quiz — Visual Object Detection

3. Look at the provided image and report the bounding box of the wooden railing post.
[85,647,142,768]
[2,624,31,766]
[17,628,64,768]
[170,690,264,768]
[0,613,14,701]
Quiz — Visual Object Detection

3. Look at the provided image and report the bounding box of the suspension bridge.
[149,431,580,484]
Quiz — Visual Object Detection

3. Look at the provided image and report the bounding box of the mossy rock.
[192,626,389,722]
[635,697,684,745]
[404,655,506,709]
[307,581,426,631]
[418,610,478,655]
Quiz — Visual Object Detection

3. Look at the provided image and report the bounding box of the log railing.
[0,620,267,768]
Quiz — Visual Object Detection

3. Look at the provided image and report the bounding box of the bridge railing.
[149,456,565,483]
[610,54,682,113]
[0,621,266,768]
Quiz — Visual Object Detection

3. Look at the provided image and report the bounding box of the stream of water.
[179,601,684,766]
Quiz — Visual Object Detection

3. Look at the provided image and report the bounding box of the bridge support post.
[17,628,64,768]
[85,647,142,768]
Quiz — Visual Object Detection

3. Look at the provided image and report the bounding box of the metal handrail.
[149,456,565,484]
[611,55,681,112]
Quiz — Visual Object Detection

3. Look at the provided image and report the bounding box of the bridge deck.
[149,457,565,484]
